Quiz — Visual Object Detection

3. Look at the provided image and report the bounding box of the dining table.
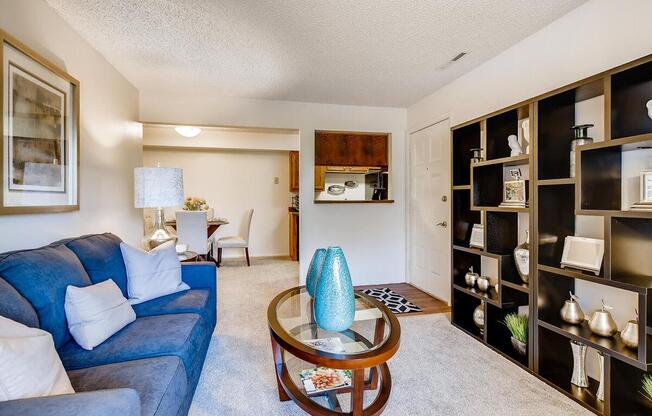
[165,218,229,238]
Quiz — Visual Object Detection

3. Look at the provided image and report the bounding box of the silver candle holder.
[570,341,589,388]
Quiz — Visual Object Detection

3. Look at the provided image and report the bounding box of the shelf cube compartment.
[538,184,576,268]
[452,123,481,186]
[538,325,606,415]
[485,211,518,255]
[486,107,527,160]
[452,289,484,340]
[611,60,652,140]
[610,358,652,415]
[453,249,481,289]
[537,80,604,180]
[538,270,644,366]
[486,300,529,367]
[453,189,480,246]
[611,217,652,288]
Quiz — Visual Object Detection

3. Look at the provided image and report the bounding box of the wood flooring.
[355,283,450,316]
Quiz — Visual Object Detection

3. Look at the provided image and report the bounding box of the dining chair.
[176,211,212,260]
[217,209,253,266]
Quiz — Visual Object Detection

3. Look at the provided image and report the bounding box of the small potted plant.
[504,313,528,356]
[642,374,652,409]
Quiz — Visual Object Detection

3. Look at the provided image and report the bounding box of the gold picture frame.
[0,29,80,214]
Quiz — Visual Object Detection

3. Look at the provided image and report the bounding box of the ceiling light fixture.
[174,126,202,138]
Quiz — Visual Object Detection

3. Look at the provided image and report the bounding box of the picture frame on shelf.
[1,29,80,214]
[499,168,528,208]
[560,236,604,276]
[469,223,484,249]
[631,169,652,211]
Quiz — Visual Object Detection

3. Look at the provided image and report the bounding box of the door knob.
[441,195,447,202]
[436,221,447,228]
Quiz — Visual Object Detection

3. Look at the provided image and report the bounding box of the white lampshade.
[134,167,184,208]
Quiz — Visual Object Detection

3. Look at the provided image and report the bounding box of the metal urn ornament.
[513,230,530,284]
[570,341,589,388]
[588,300,618,338]
[473,302,485,333]
[560,292,585,325]
[465,266,479,288]
[470,148,483,164]
[621,310,639,349]
[569,124,594,178]
[476,275,490,292]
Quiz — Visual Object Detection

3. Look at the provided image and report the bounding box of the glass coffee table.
[267,286,401,415]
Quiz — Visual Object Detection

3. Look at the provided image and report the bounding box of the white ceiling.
[46,0,585,107]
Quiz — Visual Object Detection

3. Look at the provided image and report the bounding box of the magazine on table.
[299,367,352,395]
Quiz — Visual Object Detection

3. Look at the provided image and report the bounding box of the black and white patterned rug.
[360,288,422,314]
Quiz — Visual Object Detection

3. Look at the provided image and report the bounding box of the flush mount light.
[174,126,202,138]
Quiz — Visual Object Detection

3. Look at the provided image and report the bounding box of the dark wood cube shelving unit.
[450,54,652,415]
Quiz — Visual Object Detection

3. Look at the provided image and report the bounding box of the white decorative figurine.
[508,134,522,156]
[646,99,652,120]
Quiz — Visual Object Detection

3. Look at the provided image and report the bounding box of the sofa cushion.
[68,357,187,416]
[0,245,92,348]
[59,313,208,386]
[132,289,214,328]
[0,276,39,328]
[64,234,130,298]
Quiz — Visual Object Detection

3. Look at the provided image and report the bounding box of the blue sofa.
[0,233,217,416]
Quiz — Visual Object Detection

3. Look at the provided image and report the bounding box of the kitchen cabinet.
[314,166,327,192]
[289,210,299,261]
[289,151,299,193]
[315,131,389,167]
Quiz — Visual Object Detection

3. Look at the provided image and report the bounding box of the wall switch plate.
[274,176,279,184]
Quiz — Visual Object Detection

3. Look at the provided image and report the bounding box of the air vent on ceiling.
[436,52,468,71]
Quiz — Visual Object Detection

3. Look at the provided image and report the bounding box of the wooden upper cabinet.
[289,151,299,192]
[315,131,389,167]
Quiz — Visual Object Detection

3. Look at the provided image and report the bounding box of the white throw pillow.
[0,315,75,402]
[65,279,136,351]
[120,241,190,305]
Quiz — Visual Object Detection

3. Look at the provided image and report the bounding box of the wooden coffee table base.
[269,331,393,416]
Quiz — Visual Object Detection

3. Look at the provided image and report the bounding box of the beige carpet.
[189,259,590,415]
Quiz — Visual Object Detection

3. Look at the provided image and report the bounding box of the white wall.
[143,124,299,151]
[141,94,407,285]
[408,0,652,131]
[143,147,291,258]
[0,0,142,252]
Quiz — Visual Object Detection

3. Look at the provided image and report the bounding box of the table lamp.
[134,167,184,250]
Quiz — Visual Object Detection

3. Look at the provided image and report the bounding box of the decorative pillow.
[120,241,189,305]
[64,279,136,351]
[0,315,75,402]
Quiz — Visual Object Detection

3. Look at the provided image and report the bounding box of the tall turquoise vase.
[306,248,326,298]
[314,247,355,332]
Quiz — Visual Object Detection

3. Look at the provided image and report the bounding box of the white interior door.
[408,119,451,303]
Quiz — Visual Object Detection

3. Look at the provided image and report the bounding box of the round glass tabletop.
[271,286,394,356]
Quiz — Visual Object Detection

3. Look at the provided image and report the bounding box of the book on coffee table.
[299,367,352,395]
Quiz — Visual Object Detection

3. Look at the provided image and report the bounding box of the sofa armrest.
[0,388,140,416]
[181,262,217,291]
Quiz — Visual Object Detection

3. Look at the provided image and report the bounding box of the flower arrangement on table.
[183,196,209,211]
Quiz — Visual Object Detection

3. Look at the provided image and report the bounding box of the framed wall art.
[1,29,79,214]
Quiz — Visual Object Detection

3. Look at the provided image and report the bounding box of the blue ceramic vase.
[306,248,326,297]
[314,247,355,332]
